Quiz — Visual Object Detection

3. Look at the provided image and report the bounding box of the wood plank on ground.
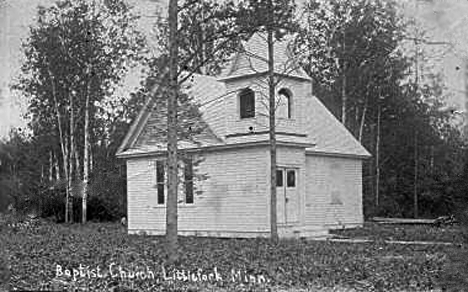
[372,217,436,224]
[312,238,455,246]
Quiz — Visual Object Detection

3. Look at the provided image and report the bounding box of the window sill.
[236,117,297,122]
[277,117,296,122]
[152,204,196,209]
[179,204,196,208]
[238,117,255,121]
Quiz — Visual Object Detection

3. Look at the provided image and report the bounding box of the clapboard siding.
[127,146,269,234]
[223,77,311,138]
[127,146,364,236]
[277,146,305,166]
[304,155,363,229]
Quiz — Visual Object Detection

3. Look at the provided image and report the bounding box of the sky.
[400,0,468,109]
[0,0,166,138]
[1,0,468,138]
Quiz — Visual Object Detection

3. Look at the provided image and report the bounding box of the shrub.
[38,187,66,222]
[85,171,126,221]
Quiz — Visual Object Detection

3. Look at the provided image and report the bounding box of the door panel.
[285,169,298,223]
[276,169,286,224]
[276,168,299,224]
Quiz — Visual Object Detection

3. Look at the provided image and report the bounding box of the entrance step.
[278,225,330,239]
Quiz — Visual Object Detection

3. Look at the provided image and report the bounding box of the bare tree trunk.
[358,98,368,142]
[83,96,89,224]
[413,21,419,219]
[341,72,346,125]
[375,103,381,208]
[82,73,92,224]
[267,27,278,242]
[64,128,72,222]
[49,151,53,182]
[69,93,75,182]
[68,92,75,222]
[307,5,313,96]
[414,130,418,218]
[166,0,179,263]
[54,153,60,181]
[47,67,71,222]
[90,145,93,174]
[367,124,375,210]
[75,144,80,178]
[341,29,347,126]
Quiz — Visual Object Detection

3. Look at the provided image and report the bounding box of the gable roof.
[304,96,370,158]
[116,74,370,158]
[218,33,311,81]
[115,80,225,157]
[116,33,370,159]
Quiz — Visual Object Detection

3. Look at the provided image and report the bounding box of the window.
[278,88,292,119]
[156,160,165,204]
[184,157,194,204]
[239,88,255,119]
[287,170,296,187]
[276,169,283,187]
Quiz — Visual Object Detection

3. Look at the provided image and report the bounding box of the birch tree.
[15,0,144,223]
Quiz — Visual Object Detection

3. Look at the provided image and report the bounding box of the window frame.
[184,157,194,205]
[286,169,296,188]
[239,88,255,119]
[154,158,196,207]
[276,169,284,187]
[156,160,165,205]
[278,88,292,119]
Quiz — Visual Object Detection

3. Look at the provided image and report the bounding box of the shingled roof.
[116,33,370,159]
[115,76,226,157]
[304,97,370,158]
[219,33,310,81]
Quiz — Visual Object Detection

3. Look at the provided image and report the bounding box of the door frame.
[276,166,301,225]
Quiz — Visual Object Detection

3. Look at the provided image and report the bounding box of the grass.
[1,220,466,291]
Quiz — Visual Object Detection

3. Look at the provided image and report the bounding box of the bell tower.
[216,33,313,144]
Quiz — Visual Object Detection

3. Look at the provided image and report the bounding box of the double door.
[276,168,298,224]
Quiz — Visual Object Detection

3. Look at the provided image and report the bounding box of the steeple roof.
[218,33,311,81]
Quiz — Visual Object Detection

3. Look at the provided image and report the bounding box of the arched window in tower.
[278,88,292,119]
[239,88,255,119]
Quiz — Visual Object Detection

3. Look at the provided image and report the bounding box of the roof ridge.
[218,32,310,81]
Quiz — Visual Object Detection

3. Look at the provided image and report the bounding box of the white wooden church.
[116,33,371,238]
